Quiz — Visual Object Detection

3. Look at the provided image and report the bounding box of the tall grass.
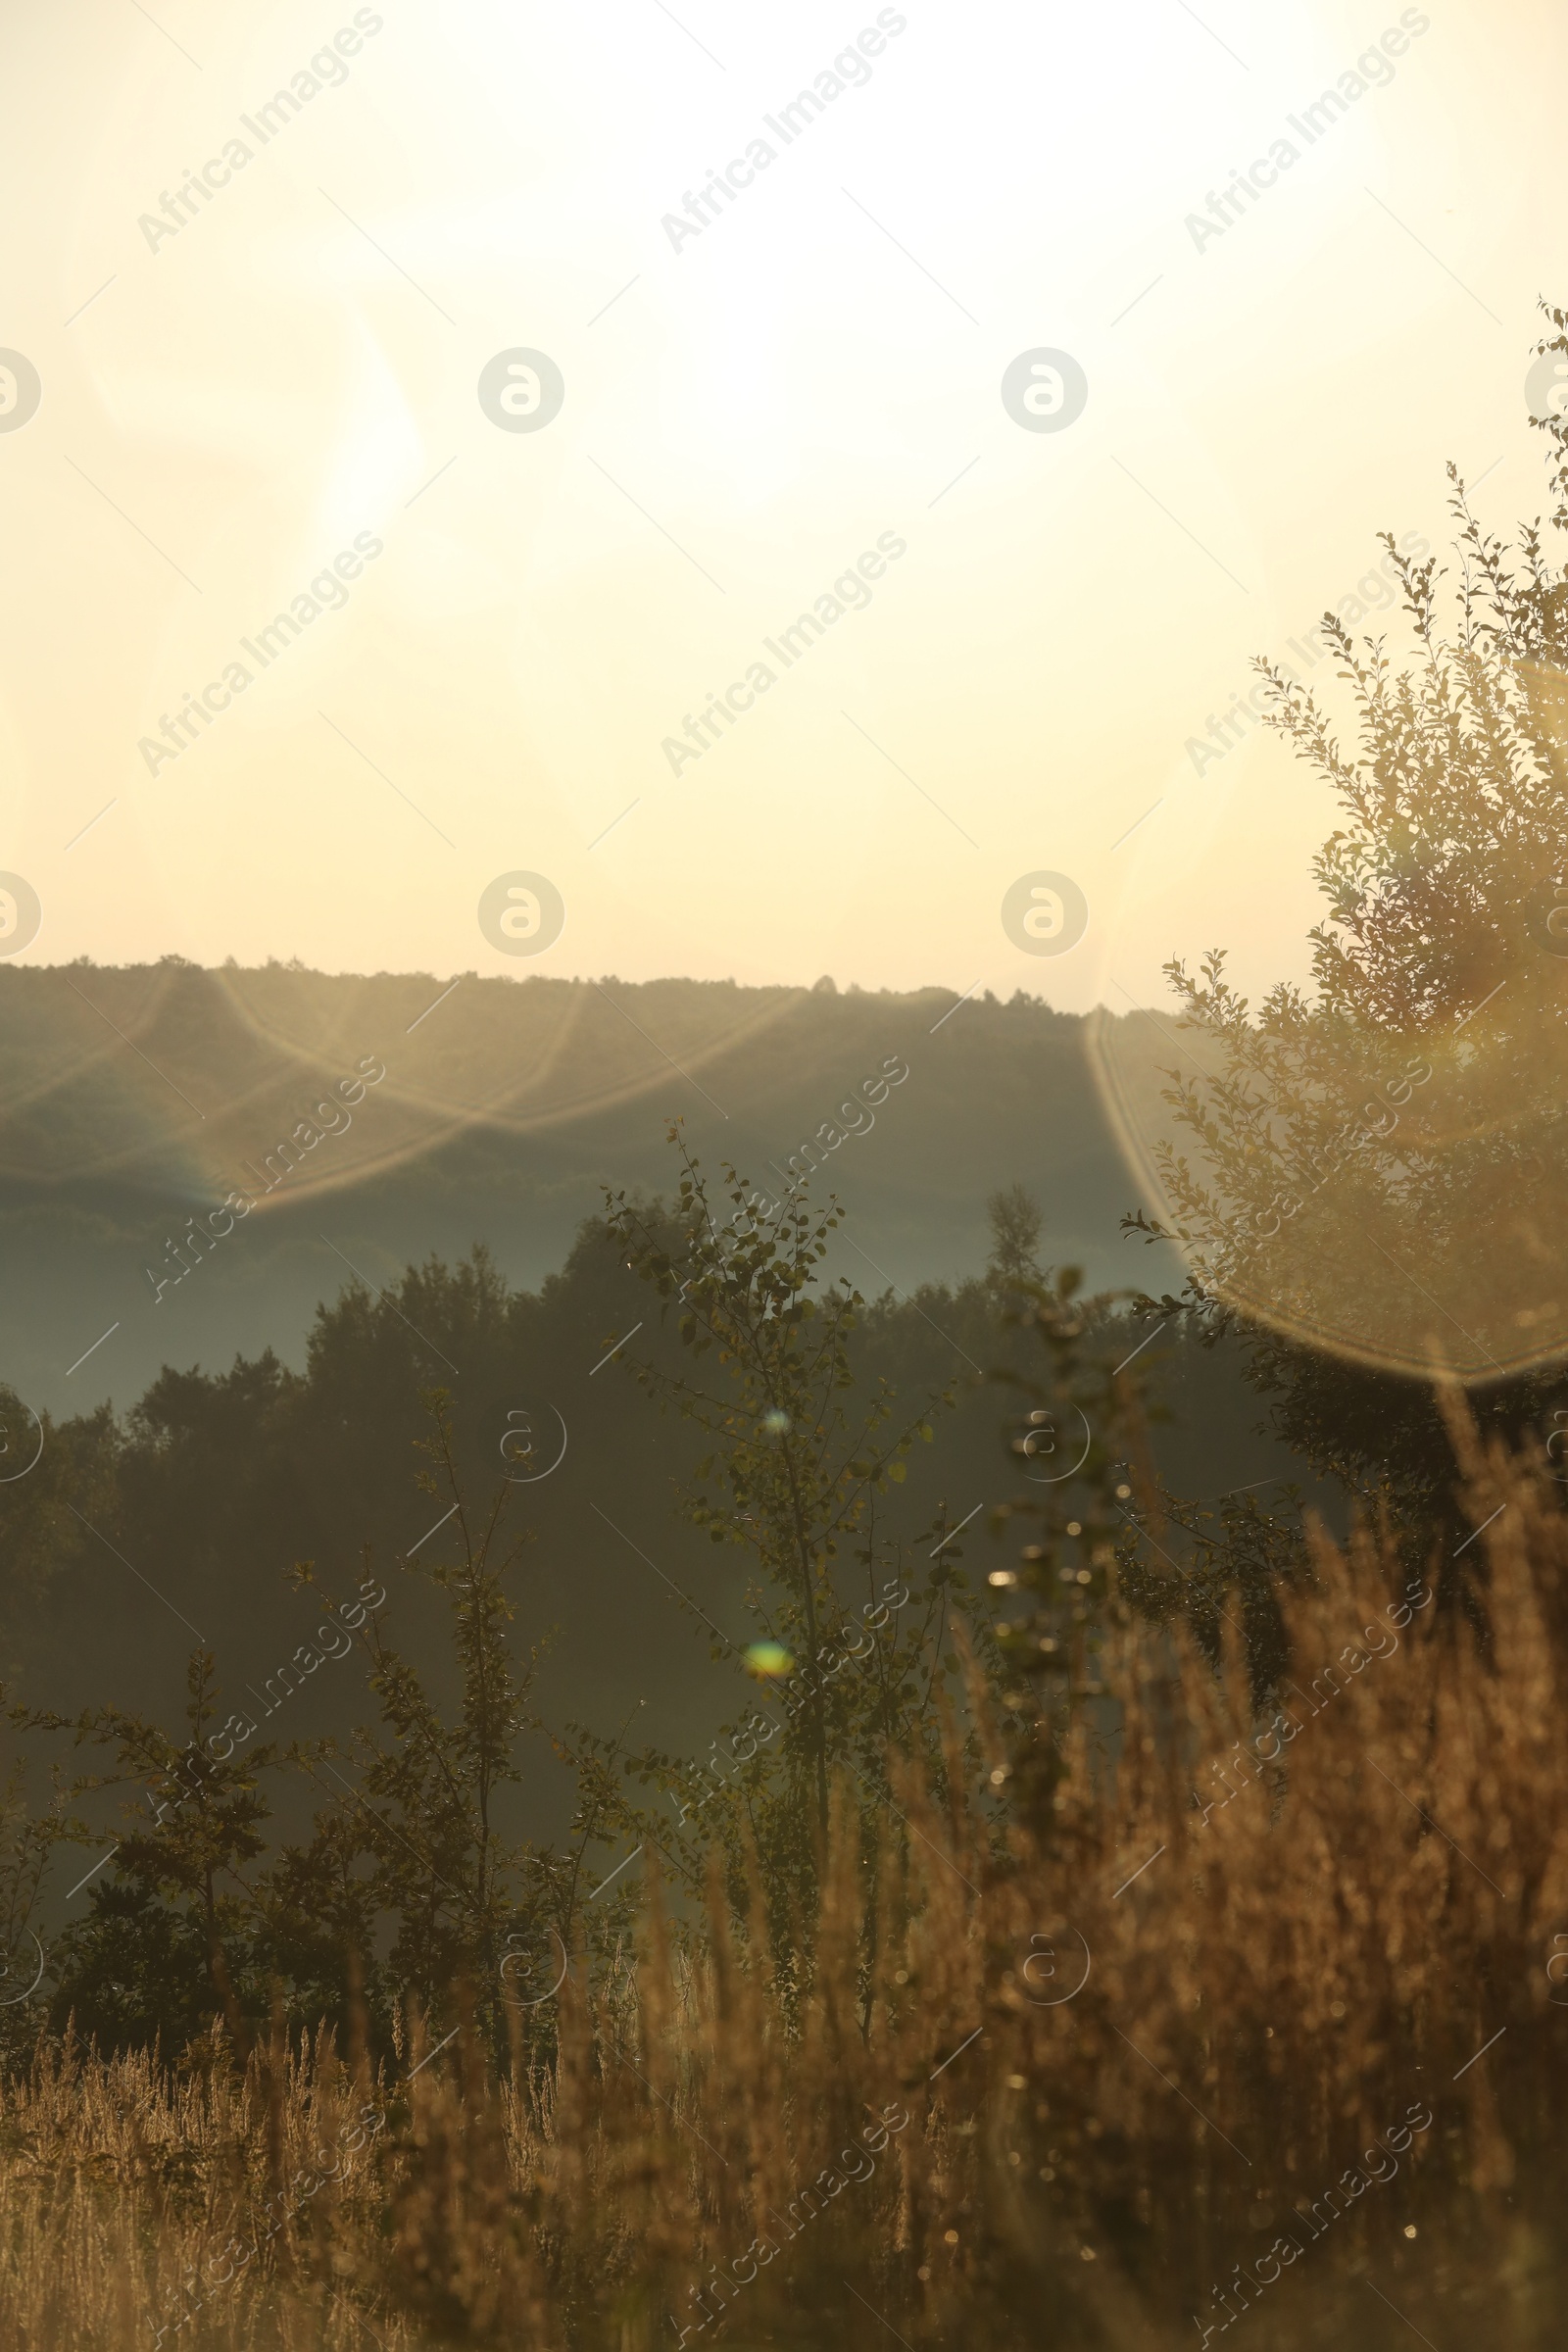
[4,1407,1564,2350]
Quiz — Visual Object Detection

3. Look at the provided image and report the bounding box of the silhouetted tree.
[1126,304,1568,1548]
[985,1183,1045,1294]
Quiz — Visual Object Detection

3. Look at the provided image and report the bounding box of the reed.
[4,1412,1563,2350]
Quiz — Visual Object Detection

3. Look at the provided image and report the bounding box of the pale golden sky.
[2,0,1563,1008]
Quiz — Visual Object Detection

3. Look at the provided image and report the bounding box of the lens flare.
[744,1642,794,1680]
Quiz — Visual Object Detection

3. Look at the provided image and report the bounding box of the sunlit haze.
[4,0,1562,1006]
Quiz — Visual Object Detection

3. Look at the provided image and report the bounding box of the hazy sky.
[2,0,1564,1008]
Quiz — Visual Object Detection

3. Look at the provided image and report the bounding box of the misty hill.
[0,959,1308,1878]
[0,960,1184,1417]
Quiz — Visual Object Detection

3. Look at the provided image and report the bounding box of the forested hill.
[1,1233,1309,1871]
[0,960,1180,1415]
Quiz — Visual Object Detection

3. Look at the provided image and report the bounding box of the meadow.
[0,1396,1557,2352]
